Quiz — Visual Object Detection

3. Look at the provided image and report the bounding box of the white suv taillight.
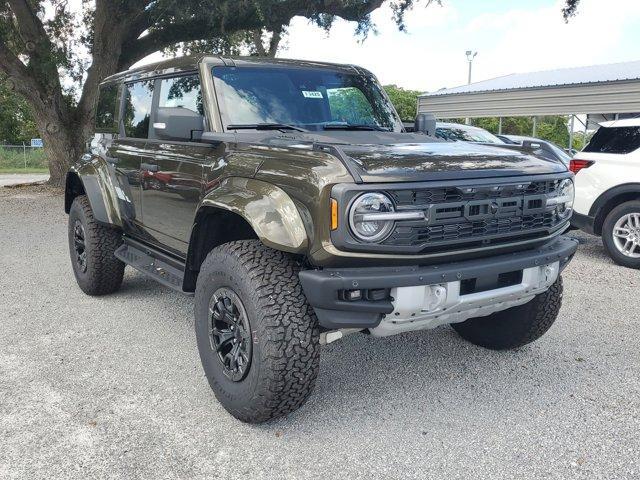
[569,158,594,174]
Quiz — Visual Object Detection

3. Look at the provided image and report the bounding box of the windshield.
[212,66,403,132]
[436,126,504,144]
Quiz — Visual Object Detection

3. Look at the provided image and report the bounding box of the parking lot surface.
[1,187,639,480]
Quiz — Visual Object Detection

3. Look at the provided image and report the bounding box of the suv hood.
[259,131,567,183]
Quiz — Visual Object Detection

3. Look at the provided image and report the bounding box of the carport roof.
[418,60,640,118]
[424,60,640,96]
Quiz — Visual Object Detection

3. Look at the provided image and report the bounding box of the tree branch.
[268,30,282,57]
[119,0,388,68]
[0,41,45,106]
[6,0,49,46]
[252,30,267,57]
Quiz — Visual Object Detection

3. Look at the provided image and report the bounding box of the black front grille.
[388,179,561,208]
[383,180,565,252]
[386,211,559,247]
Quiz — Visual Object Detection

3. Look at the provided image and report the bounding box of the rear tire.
[195,240,320,423]
[451,277,563,350]
[68,195,125,295]
[601,200,640,269]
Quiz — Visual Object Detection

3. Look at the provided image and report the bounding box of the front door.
[139,74,213,255]
[140,141,213,254]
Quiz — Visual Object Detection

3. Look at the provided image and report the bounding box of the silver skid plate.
[368,262,559,337]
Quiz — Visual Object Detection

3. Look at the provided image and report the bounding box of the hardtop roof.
[100,55,364,85]
[600,118,640,128]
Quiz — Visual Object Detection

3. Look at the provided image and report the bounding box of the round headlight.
[349,192,395,242]
[556,178,575,218]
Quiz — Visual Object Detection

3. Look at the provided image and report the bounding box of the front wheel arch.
[589,184,640,235]
[183,207,259,292]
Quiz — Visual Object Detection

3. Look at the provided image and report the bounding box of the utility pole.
[465,50,477,125]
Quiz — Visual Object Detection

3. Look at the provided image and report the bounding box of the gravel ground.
[1,187,639,480]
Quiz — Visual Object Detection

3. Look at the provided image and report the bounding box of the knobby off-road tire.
[601,200,640,269]
[451,277,563,350]
[68,195,125,295]
[195,240,320,423]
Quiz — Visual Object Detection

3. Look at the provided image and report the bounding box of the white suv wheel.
[612,213,640,258]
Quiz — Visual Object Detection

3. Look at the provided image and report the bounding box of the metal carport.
[418,60,640,145]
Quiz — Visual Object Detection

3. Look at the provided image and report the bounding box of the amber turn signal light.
[330,198,338,230]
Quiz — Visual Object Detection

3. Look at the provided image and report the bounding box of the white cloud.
[281,0,640,92]
[282,2,460,91]
[464,0,640,85]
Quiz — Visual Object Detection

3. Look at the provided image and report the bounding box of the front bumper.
[299,236,578,330]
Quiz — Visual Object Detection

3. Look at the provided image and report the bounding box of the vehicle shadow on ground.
[103,236,600,432]
[565,232,612,265]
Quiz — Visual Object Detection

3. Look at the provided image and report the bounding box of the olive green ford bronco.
[65,55,578,423]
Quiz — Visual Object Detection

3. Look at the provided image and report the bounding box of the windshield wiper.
[322,122,391,132]
[227,123,308,132]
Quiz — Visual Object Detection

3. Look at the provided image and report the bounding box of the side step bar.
[114,238,188,294]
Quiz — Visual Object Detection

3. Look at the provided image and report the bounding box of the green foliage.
[383,84,422,121]
[0,146,48,173]
[472,116,571,148]
[0,80,39,144]
[535,116,570,148]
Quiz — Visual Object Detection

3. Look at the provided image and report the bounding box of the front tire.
[195,240,320,423]
[451,277,563,350]
[602,201,640,269]
[68,195,125,295]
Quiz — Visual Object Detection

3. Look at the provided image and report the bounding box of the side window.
[158,75,204,115]
[154,75,205,142]
[123,80,154,139]
[584,126,640,154]
[95,83,119,132]
[327,87,375,124]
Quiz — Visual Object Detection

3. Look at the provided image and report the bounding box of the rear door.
[109,79,155,232]
[140,73,220,255]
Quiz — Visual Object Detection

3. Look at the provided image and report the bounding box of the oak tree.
[0,0,581,185]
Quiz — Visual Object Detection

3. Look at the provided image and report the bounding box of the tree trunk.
[38,115,88,187]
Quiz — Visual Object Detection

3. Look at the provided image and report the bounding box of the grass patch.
[0,147,48,173]
[0,167,49,174]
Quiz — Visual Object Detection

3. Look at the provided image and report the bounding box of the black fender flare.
[64,157,123,227]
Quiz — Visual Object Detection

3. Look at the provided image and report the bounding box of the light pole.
[466,50,477,85]
[465,50,477,124]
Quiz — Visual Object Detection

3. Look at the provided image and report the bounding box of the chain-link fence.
[0,144,48,173]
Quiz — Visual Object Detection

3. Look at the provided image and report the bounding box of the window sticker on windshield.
[302,90,323,99]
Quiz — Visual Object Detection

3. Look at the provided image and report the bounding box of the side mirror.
[154,107,204,141]
[414,113,436,136]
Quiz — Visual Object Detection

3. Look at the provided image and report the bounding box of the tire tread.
[196,240,320,423]
[69,195,124,295]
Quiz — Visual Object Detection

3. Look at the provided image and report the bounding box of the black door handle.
[141,162,159,172]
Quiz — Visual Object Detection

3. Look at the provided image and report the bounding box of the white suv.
[571,118,640,268]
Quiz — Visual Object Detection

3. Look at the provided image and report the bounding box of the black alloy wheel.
[209,287,252,382]
[73,219,88,273]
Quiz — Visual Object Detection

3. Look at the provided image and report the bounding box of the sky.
[130,0,640,93]
[275,0,640,92]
